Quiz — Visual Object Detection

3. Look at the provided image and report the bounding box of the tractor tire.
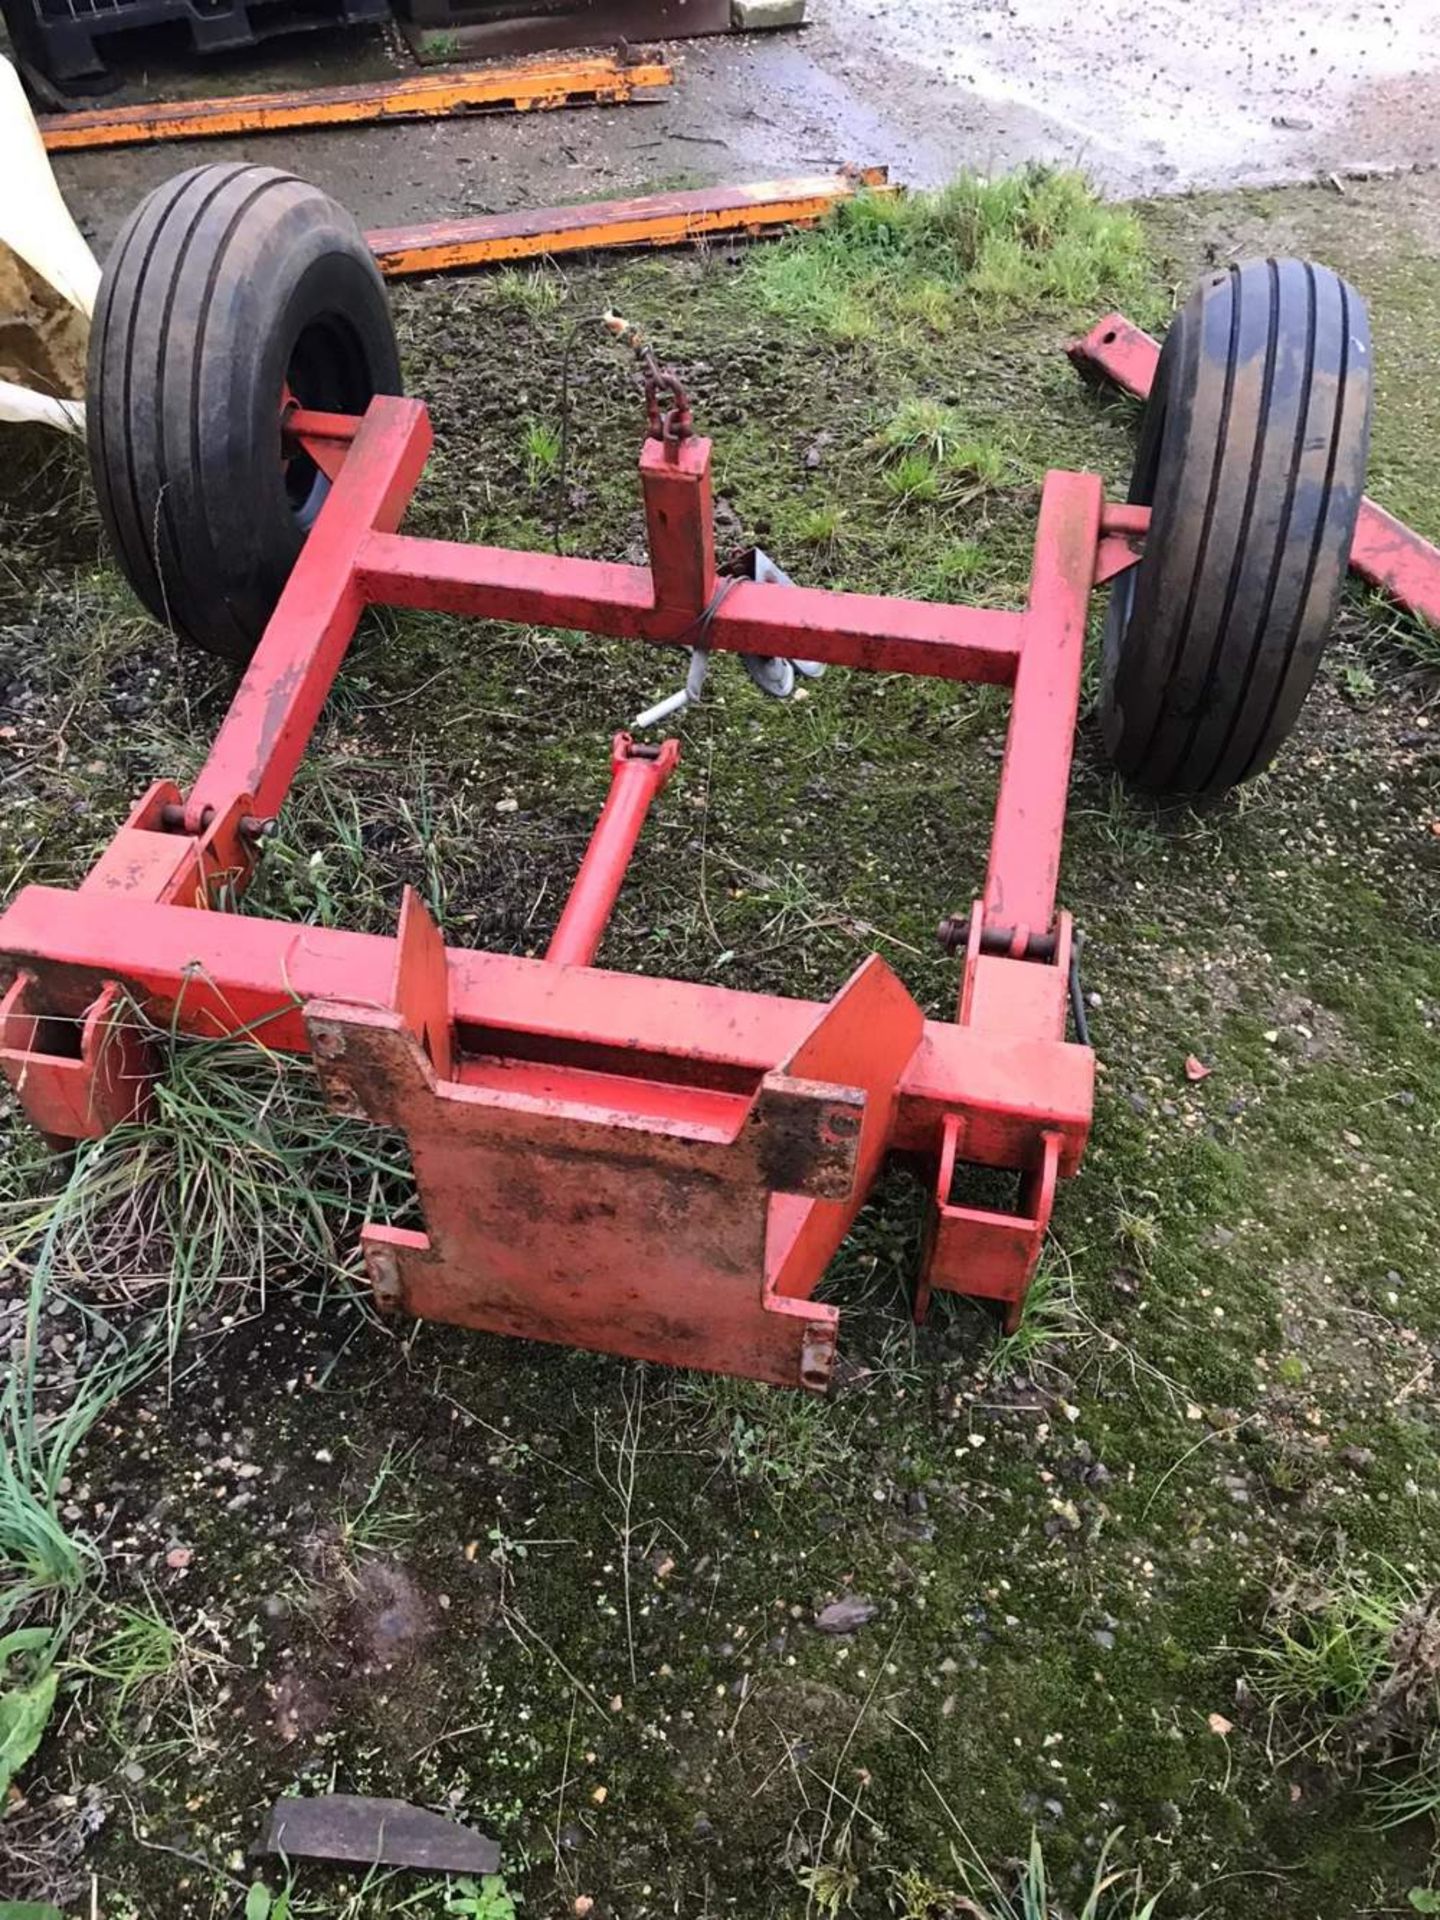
[87,162,402,665]
[1100,257,1371,795]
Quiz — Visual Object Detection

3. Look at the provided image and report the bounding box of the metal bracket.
[304,894,924,1392]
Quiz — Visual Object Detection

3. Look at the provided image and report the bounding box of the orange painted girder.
[39,54,671,151]
[366,169,892,277]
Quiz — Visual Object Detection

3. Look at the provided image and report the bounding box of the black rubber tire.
[1100,257,1371,795]
[87,162,402,665]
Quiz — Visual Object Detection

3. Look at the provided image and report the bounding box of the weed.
[492,268,565,317]
[669,1372,855,1508]
[895,277,957,334]
[521,418,562,488]
[0,1017,409,1801]
[1244,1560,1440,1827]
[914,538,988,601]
[68,1596,185,1727]
[944,437,1007,490]
[796,501,847,553]
[748,246,877,341]
[884,452,942,506]
[1333,658,1379,705]
[1115,1196,1162,1273]
[945,1826,1161,1918]
[4,1024,408,1355]
[337,1441,420,1563]
[0,1154,153,1630]
[796,1858,860,1915]
[749,168,1149,342]
[0,1627,60,1799]
[592,1371,645,1683]
[1244,1562,1411,1747]
[878,398,968,466]
[441,1876,519,1918]
[985,1249,1085,1382]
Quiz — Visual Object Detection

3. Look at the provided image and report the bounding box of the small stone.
[574,1900,595,1916]
[1207,1713,1234,1736]
[1092,1629,1116,1650]
[814,1597,877,1634]
[1340,1446,1375,1470]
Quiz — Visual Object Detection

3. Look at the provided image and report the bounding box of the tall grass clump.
[0,1015,413,1789]
[1244,1559,1440,1829]
[748,167,1150,341]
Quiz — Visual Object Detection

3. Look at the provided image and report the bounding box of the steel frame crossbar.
[0,394,1141,1390]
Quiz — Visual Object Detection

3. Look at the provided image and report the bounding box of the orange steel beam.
[367,169,893,277]
[39,54,672,152]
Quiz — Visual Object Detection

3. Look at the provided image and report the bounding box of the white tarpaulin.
[0,54,101,436]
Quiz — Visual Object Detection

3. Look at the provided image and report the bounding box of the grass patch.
[748,167,1151,342]
[985,1249,1086,1383]
[0,1018,410,1812]
[1245,1561,1440,1828]
[939,1826,1162,1918]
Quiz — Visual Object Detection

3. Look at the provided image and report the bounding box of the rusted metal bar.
[185,398,432,833]
[355,527,1024,680]
[366,169,891,277]
[399,0,730,66]
[0,885,1095,1175]
[1069,312,1440,630]
[38,53,671,152]
[983,470,1103,943]
[546,736,680,967]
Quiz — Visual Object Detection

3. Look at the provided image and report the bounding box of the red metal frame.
[1069,312,1440,631]
[0,394,1142,1390]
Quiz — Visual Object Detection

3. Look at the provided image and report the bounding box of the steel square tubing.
[0,884,1093,1173]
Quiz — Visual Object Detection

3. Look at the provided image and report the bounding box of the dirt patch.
[262,1555,447,1753]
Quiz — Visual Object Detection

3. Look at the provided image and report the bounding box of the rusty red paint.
[547,736,680,968]
[1069,313,1440,630]
[0,388,1115,1386]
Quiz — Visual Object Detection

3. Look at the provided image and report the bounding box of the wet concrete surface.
[34,0,1440,253]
